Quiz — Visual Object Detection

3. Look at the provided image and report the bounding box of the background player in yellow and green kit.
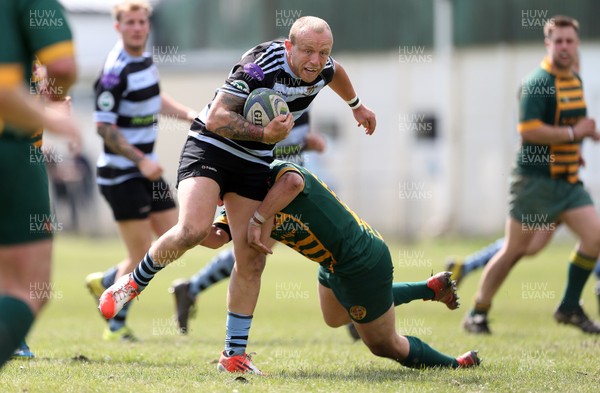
[100,159,480,372]
[0,0,79,367]
[463,15,600,335]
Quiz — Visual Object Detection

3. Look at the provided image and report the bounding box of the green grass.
[2,235,600,392]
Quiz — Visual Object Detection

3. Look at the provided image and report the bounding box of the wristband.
[346,96,362,110]
[567,126,575,142]
[249,217,262,227]
[251,211,265,226]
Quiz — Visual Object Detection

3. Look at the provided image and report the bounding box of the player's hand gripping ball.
[243,88,289,126]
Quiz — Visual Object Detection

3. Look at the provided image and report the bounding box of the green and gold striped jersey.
[0,0,74,145]
[269,160,387,274]
[517,57,586,183]
[213,162,389,274]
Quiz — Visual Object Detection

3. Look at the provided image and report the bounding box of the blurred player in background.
[447,50,600,315]
[0,0,78,367]
[84,0,196,341]
[463,15,600,335]
[99,15,376,373]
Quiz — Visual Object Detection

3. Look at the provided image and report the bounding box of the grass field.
[1,234,600,392]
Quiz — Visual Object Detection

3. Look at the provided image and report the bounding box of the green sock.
[392,281,433,305]
[400,336,459,369]
[0,296,35,368]
[561,251,595,309]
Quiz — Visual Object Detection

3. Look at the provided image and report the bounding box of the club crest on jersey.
[231,80,250,94]
[243,63,264,81]
[304,85,317,96]
[349,306,367,321]
[97,91,115,111]
[100,72,120,89]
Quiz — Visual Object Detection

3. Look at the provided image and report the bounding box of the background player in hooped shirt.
[99,16,376,372]
[85,0,197,342]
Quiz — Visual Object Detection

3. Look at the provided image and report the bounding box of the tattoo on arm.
[211,93,265,142]
[213,112,265,141]
[97,123,145,163]
[220,92,245,113]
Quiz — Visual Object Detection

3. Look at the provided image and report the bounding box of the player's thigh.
[320,249,394,325]
[0,239,52,313]
[503,217,537,256]
[354,305,402,348]
[223,193,269,269]
[524,227,556,256]
[560,205,600,253]
[177,176,222,236]
[265,237,277,249]
[318,282,350,327]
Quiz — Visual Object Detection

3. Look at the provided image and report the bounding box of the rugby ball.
[243,88,289,126]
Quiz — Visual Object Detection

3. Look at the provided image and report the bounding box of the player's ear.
[114,21,121,33]
[284,39,292,52]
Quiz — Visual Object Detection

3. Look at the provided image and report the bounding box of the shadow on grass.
[275,364,485,384]
[22,355,196,369]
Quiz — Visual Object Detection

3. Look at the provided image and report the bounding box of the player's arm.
[160,92,196,122]
[0,85,80,140]
[518,85,599,143]
[199,211,232,249]
[205,91,293,144]
[248,170,305,254]
[43,55,77,101]
[257,171,304,219]
[520,119,599,143]
[200,225,232,249]
[97,122,162,180]
[328,60,376,135]
[0,86,46,133]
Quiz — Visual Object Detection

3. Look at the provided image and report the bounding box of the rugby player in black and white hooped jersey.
[99,16,376,372]
[167,110,327,335]
[85,0,197,342]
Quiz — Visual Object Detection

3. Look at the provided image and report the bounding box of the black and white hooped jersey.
[189,40,335,167]
[93,41,161,186]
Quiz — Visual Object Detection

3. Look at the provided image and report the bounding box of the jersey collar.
[540,56,574,78]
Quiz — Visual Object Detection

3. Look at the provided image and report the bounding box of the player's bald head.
[289,16,332,45]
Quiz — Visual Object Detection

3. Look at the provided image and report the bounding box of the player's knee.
[323,317,342,328]
[581,233,600,253]
[176,224,210,249]
[234,249,266,272]
[322,313,348,328]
